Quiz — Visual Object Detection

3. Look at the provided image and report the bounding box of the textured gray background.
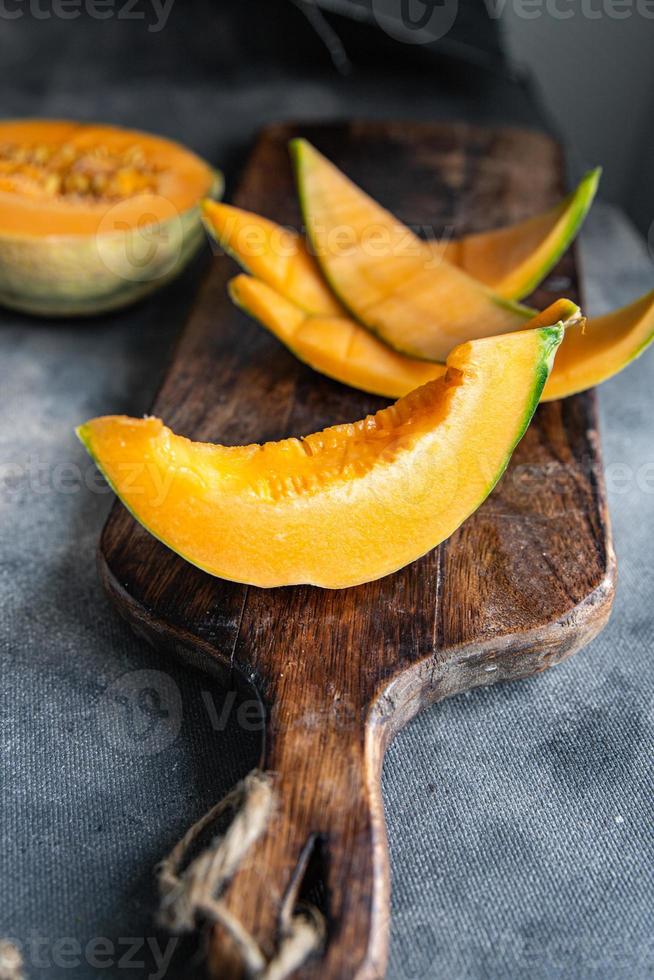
[1,6,653,979]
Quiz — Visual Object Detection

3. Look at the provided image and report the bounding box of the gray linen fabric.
[0,29,652,975]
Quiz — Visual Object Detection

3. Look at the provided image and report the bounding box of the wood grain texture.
[98,121,616,979]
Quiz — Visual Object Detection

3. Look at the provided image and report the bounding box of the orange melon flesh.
[435,168,600,299]
[77,325,562,589]
[292,138,534,361]
[0,119,217,236]
[201,200,343,316]
[230,274,578,400]
[542,289,654,401]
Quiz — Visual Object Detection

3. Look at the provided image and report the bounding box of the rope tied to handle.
[0,942,24,980]
[157,770,326,979]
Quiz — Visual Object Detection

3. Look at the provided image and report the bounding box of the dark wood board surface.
[99,121,616,979]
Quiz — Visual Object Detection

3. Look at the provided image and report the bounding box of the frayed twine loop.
[156,769,325,979]
[0,941,24,980]
[157,770,274,935]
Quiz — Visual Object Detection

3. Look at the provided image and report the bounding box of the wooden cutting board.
[98,121,616,980]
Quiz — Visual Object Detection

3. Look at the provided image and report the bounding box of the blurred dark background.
[1,0,651,234]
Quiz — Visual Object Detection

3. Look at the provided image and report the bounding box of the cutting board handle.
[201,689,389,979]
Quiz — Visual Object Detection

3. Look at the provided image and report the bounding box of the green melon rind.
[525,325,566,420]
[486,324,564,495]
[506,167,602,302]
[493,293,537,318]
[549,299,582,323]
[630,297,654,362]
[632,330,654,363]
[0,169,223,317]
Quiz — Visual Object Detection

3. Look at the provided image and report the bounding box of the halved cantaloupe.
[77,325,562,589]
[0,119,222,316]
[203,169,598,313]
[292,138,538,360]
[230,274,578,399]
[435,167,600,299]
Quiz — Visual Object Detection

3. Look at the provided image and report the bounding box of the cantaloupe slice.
[542,289,654,400]
[77,325,562,589]
[229,273,444,397]
[230,274,577,399]
[232,274,654,403]
[435,168,600,299]
[201,200,343,316]
[202,167,598,312]
[292,138,539,361]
